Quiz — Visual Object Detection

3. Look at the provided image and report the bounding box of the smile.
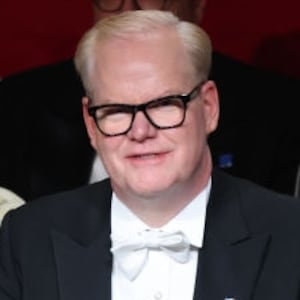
[127,151,170,162]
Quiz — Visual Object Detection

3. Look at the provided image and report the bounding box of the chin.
[129,175,175,198]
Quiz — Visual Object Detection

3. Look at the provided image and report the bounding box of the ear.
[201,80,219,134]
[82,97,98,150]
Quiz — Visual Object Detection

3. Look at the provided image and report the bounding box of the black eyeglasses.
[88,81,205,137]
[93,0,167,12]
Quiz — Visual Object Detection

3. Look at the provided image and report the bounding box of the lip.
[125,150,171,165]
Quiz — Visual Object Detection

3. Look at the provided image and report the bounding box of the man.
[1,11,300,300]
[0,0,299,200]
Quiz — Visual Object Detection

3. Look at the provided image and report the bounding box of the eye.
[97,106,132,121]
[148,97,183,111]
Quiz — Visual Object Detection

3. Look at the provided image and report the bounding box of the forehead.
[90,28,195,101]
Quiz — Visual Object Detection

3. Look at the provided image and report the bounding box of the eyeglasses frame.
[87,81,206,137]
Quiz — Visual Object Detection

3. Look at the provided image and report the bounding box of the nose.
[121,0,140,11]
[127,111,157,142]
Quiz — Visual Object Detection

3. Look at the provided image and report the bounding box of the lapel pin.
[218,153,233,168]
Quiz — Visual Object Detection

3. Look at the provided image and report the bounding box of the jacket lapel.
[49,172,270,300]
[51,180,113,300]
[194,171,270,300]
[52,231,112,300]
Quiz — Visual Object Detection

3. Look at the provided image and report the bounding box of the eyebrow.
[91,86,192,106]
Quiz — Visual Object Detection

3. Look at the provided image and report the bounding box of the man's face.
[93,0,204,24]
[83,28,218,200]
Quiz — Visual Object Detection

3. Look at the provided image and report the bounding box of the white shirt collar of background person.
[110,177,211,300]
[89,155,109,183]
[0,187,24,225]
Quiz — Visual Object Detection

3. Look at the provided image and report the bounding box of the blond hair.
[74,10,212,97]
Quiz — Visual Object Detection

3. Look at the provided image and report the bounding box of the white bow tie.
[111,230,191,281]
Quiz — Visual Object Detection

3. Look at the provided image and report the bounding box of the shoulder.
[211,51,299,95]
[212,170,300,229]
[212,169,298,205]
[0,59,84,101]
[0,58,84,113]
[4,180,112,230]
[212,51,295,81]
[0,59,76,86]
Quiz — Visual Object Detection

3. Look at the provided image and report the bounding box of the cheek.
[181,109,208,154]
[186,105,207,137]
[94,136,124,168]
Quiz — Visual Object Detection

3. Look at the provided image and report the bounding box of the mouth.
[131,153,159,159]
[126,151,170,162]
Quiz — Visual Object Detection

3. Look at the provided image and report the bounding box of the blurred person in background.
[1,11,300,299]
[0,0,299,201]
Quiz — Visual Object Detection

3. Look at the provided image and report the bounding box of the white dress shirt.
[111,179,211,300]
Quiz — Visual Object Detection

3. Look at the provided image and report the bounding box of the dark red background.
[1,0,300,79]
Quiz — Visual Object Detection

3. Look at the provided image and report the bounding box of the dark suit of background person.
[0,60,95,201]
[1,171,300,300]
[1,52,299,201]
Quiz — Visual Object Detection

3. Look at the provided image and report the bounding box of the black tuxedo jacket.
[0,53,299,200]
[1,171,300,300]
